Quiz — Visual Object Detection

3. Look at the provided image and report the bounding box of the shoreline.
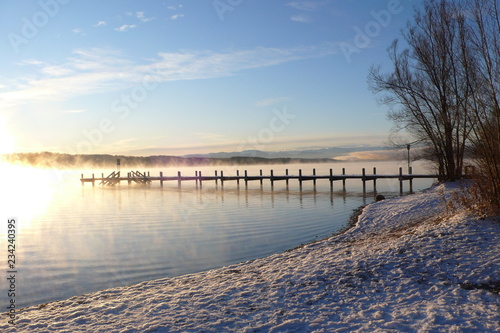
[287,203,367,253]
[2,183,499,332]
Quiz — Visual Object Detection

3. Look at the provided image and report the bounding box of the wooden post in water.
[270,169,274,188]
[285,169,289,187]
[177,171,182,187]
[199,171,203,187]
[342,168,346,192]
[299,169,303,189]
[409,167,413,193]
[236,170,240,186]
[373,167,377,193]
[244,170,248,187]
[362,168,366,194]
[220,170,224,187]
[313,168,316,187]
[215,170,218,186]
[259,170,263,186]
[92,173,95,186]
[160,171,164,187]
[399,167,403,194]
[81,174,84,186]
[329,169,333,190]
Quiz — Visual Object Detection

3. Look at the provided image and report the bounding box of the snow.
[2,183,499,332]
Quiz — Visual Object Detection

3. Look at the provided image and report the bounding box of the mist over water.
[0,161,435,309]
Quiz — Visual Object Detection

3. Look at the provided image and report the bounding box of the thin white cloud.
[136,11,155,22]
[115,24,137,32]
[42,65,74,77]
[170,14,184,20]
[63,109,86,114]
[73,29,88,36]
[255,97,290,107]
[167,4,183,10]
[290,15,312,23]
[0,44,338,106]
[94,21,107,27]
[20,59,44,66]
[287,1,324,11]
[195,132,227,142]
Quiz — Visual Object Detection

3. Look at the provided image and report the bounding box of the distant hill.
[184,146,391,159]
[0,152,336,169]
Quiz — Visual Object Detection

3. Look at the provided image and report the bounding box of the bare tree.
[369,0,474,181]
[370,0,500,213]
[462,0,500,212]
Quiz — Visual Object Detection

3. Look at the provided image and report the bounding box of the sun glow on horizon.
[0,163,66,233]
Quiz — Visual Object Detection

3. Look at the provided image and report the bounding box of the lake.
[0,161,436,309]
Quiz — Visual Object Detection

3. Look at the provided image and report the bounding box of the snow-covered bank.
[2,183,499,332]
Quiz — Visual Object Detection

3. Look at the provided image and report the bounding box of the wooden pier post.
[399,167,403,194]
[342,168,346,192]
[80,167,438,189]
[409,167,413,193]
[362,168,367,194]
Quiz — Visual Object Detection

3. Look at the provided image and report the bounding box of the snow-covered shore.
[2,183,499,332]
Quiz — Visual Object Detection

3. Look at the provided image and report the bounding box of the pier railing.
[81,167,440,194]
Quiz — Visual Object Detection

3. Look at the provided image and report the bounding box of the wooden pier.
[81,167,439,194]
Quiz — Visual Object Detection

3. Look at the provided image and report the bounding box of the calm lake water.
[0,161,435,309]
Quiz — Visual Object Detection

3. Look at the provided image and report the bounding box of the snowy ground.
[2,183,499,332]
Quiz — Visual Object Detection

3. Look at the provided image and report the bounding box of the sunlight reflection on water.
[0,161,435,308]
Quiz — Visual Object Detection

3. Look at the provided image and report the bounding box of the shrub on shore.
[443,178,500,218]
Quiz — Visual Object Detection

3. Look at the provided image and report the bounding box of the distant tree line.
[0,152,335,168]
[370,0,500,214]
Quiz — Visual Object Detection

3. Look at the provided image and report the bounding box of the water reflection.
[0,161,436,310]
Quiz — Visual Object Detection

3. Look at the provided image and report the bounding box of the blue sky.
[0,0,418,156]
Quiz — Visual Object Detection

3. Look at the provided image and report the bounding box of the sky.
[0,0,419,156]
